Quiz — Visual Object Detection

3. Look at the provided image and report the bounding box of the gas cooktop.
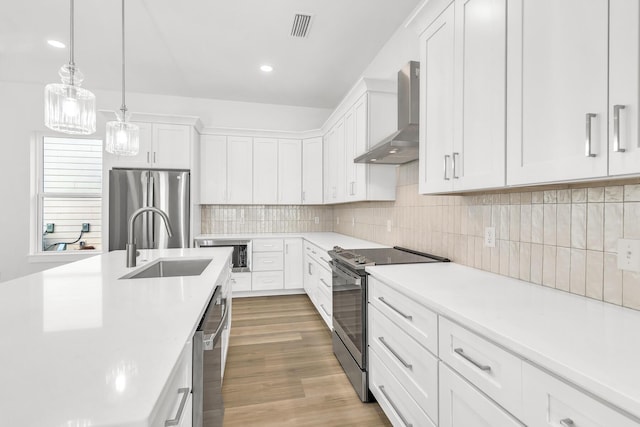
[328,246,449,270]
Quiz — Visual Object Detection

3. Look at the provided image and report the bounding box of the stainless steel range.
[328,246,449,402]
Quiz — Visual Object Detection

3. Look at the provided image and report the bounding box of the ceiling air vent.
[290,14,313,38]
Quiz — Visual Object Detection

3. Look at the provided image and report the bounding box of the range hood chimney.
[354,61,420,164]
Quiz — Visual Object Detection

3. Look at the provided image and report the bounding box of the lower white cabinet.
[149,341,192,427]
[522,362,638,427]
[252,271,284,290]
[303,240,332,329]
[439,362,523,427]
[284,238,303,290]
[230,272,251,292]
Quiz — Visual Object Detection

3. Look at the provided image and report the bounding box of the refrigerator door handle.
[148,173,155,248]
[141,171,150,248]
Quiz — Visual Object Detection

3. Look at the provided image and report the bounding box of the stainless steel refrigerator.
[109,169,190,251]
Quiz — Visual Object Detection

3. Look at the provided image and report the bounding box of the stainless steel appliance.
[328,246,449,402]
[109,168,190,250]
[193,285,228,427]
[195,239,250,273]
[354,61,420,164]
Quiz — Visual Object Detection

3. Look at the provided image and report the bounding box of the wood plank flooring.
[222,294,391,427]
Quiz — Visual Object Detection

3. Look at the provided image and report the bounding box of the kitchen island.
[0,247,232,427]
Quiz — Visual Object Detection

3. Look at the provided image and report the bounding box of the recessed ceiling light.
[371,158,377,162]
[47,39,66,49]
[260,65,273,73]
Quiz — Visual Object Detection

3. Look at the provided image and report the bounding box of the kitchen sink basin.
[121,258,213,280]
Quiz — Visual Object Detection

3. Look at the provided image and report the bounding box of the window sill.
[28,251,103,264]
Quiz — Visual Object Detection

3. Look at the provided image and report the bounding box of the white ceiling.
[0,0,422,108]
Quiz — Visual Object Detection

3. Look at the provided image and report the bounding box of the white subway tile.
[530,244,543,285]
[556,204,571,247]
[624,184,640,202]
[509,241,520,279]
[570,249,587,296]
[586,203,604,251]
[585,250,604,300]
[531,205,544,244]
[571,204,586,249]
[520,205,532,243]
[543,205,557,246]
[604,203,623,253]
[605,186,624,202]
[587,187,604,203]
[622,271,640,310]
[603,252,623,305]
[624,202,640,238]
[542,245,557,287]
[555,247,571,292]
[519,242,531,282]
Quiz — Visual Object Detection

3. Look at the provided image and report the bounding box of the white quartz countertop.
[0,247,232,427]
[195,232,388,252]
[366,262,640,420]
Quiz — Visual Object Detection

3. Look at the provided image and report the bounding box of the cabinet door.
[302,137,323,204]
[284,238,303,289]
[323,129,334,202]
[609,0,640,176]
[253,138,278,204]
[278,139,302,204]
[453,0,506,190]
[419,3,455,194]
[333,120,346,202]
[344,107,357,201]
[227,136,253,204]
[106,121,153,168]
[506,0,608,185]
[439,363,523,427]
[153,123,191,169]
[345,95,368,201]
[200,135,227,204]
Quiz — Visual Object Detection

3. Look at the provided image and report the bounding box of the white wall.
[0,81,331,282]
[360,22,420,81]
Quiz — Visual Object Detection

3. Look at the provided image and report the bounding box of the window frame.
[29,132,104,262]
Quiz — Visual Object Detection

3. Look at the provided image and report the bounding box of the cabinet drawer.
[304,240,330,265]
[252,252,284,271]
[370,348,436,427]
[439,317,522,419]
[150,341,192,426]
[317,265,332,293]
[369,276,438,355]
[253,239,284,252]
[252,271,284,290]
[439,362,523,427]
[231,272,251,293]
[315,283,332,328]
[522,362,638,427]
[369,304,438,423]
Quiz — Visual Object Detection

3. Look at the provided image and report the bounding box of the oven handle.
[329,260,362,286]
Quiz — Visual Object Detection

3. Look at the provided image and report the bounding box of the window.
[34,136,103,254]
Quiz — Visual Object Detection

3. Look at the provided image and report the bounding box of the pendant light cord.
[120,0,127,115]
[69,0,75,85]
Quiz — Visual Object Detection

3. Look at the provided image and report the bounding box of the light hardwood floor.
[222,294,391,427]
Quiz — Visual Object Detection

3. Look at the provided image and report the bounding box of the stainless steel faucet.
[126,207,174,267]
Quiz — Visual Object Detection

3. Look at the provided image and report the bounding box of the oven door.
[330,260,366,369]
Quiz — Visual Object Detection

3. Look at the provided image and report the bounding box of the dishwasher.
[193,285,228,426]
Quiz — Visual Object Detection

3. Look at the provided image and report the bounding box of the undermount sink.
[121,258,213,280]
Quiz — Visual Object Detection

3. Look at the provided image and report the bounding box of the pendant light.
[44,0,96,135]
[105,0,139,156]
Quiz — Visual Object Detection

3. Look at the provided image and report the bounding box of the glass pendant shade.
[105,111,139,156]
[44,64,96,135]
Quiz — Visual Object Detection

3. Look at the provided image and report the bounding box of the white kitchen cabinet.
[439,362,523,427]
[609,0,640,176]
[150,341,193,427]
[227,136,253,204]
[506,0,609,185]
[284,238,303,290]
[106,122,192,170]
[200,135,253,204]
[344,97,365,201]
[420,0,506,194]
[324,120,346,203]
[253,138,278,204]
[278,139,302,204]
[302,137,323,204]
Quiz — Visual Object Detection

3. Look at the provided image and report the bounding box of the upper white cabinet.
[278,139,302,204]
[324,120,346,203]
[506,0,609,184]
[302,137,323,204]
[200,135,253,204]
[419,0,506,194]
[107,122,192,170]
[609,0,640,176]
[253,138,279,204]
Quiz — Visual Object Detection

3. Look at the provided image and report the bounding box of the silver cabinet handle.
[443,155,451,180]
[308,262,312,275]
[320,304,330,316]
[262,260,274,264]
[452,152,460,179]
[613,105,626,152]
[378,337,412,369]
[378,297,412,320]
[312,250,317,254]
[320,257,330,263]
[231,278,236,283]
[585,113,597,157]
[454,348,491,372]
[165,387,190,426]
[559,419,575,427]
[302,191,306,202]
[146,151,150,163]
[378,385,412,427]
[320,278,330,288]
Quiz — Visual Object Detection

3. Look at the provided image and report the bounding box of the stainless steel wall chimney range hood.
[354,61,420,164]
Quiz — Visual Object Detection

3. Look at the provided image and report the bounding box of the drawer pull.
[320,304,330,316]
[320,278,330,288]
[378,337,412,370]
[262,260,274,264]
[320,257,330,263]
[559,419,575,427]
[378,385,412,427]
[262,244,274,247]
[454,348,491,372]
[312,250,317,254]
[378,297,412,320]
[165,387,190,426]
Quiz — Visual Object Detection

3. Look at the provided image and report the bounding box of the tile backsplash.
[334,161,640,311]
[200,205,333,234]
